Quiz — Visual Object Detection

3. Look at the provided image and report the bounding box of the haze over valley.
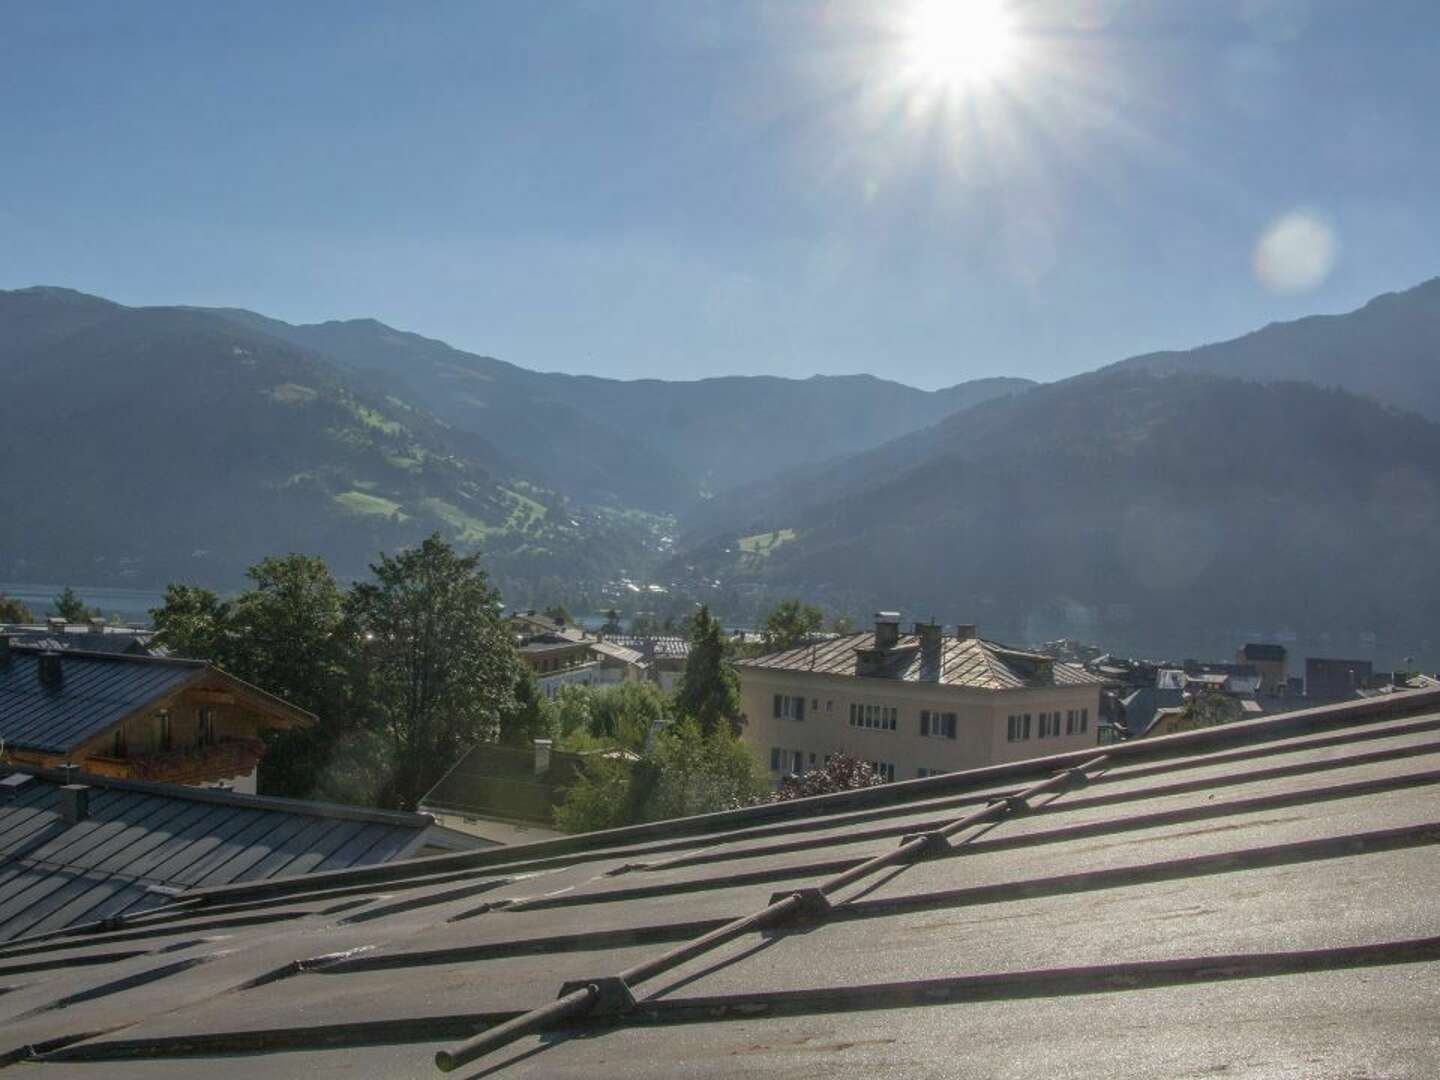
[4,276,1439,667]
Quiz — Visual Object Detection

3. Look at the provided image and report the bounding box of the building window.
[917,767,948,778]
[197,707,214,748]
[868,761,896,782]
[920,710,957,739]
[1066,709,1076,734]
[773,695,806,721]
[770,747,806,773]
[849,703,897,730]
[1040,712,1059,738]
[1007,714,1028,742]
[157,710,172,752]
[1081,708,1089,732]
[112,725,127,759]
[826,700,833,713]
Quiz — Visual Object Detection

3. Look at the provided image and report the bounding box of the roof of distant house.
[0,644,314,754]
[605,635,691,661]
[590,640,647,667]
[1,689,1438,1074]
[736,630,1105,690]
[1,622,161,656]
[0,766,444,941]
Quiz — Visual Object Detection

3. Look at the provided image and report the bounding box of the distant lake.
[0,583,168,625]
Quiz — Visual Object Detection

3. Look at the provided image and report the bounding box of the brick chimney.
[955,624,977,641]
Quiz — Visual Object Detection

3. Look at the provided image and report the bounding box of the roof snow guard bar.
[434,754,1110,1072]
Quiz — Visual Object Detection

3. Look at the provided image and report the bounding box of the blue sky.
[1,0,1436,388]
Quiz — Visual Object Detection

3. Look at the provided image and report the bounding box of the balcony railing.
[127,736,267,783]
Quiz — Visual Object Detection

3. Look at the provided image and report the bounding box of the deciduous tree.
[0,594,35,624]
[344,534,520,809]
[760,598,825,652]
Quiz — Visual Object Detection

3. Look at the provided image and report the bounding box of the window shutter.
[920,710,930,736]
[773,694,782,719]
[795,697,805,721]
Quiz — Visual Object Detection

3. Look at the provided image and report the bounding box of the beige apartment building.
[736,613,1106,783]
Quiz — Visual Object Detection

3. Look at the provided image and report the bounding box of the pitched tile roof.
[1,689,1437,1076]
[736,631,1106,690]
[0,768,438,941]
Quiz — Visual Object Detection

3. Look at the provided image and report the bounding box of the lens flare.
[1254,210,1336,293]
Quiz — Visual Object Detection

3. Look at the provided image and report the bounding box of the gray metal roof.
[0,689,1437,1076]
[0,645,312,754]
[0,768,435,941]
[0,647,204,753]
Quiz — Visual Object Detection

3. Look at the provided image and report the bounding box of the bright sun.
[903,0,1017,90]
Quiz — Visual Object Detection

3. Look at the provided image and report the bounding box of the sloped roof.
[589,640,646,666]
[0,768,437,941]
[0,645,314,754]
[0,689,1438,1075]
[606,635,691,661]
[737,630,1105,690]
[1,624,160,656]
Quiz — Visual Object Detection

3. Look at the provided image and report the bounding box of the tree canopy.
[0,593,35,623]
[771,751,883,801]
[150,534,527,810]
[673,605,741,737]
[345,535,520,808]
[51,586,97,622]
[760,598,825,652]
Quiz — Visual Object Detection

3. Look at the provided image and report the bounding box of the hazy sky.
[2,1,1436,388]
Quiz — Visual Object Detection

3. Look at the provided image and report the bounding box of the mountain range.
[3,277,1439,665]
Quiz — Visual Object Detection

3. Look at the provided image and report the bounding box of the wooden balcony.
[124,737,268,784]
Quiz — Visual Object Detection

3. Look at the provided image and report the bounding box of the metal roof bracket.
[556,976,636,1016]
[1002,795,1030,815]
[1062,767,1090,789]
[899,830,953,859]
[765,887,832,923]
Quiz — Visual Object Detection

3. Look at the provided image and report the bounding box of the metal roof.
[738,630,1106,690]
[0,624,160,656]
[0,689,1438,1075]
[0,647,204,753]
[0,645,313,754]
[0,768,436,942]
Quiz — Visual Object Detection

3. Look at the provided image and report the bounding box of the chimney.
[916,621,943,681]
[0,772,36,802]
[38,650,63,688]
[874,612,901,651]
[533,738,553,777]
[916,621,942,650]
[89,617,107,634]
[955,624,977,641]
[47,616,66,634]
[58,783,90,825]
